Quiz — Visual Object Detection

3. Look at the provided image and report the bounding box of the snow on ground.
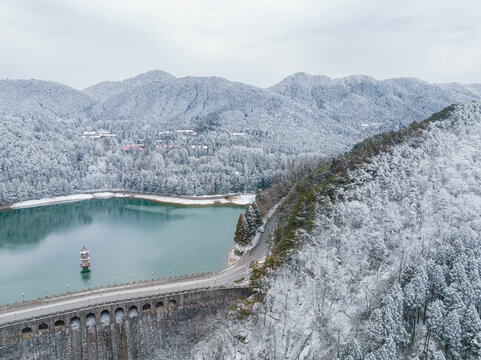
[11,194,94,209]
[10,192,255,209]
[230,193,257,205]
[227,232,262,266]
[133,193,255,205]
[92,192,115,199]
[133,194,226,205]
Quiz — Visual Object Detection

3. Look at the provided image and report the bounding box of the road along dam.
[0,287,247,359]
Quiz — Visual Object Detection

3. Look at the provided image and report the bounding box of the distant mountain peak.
[276,72,331,85]
[130,69,176,82]
[82,70,177,102]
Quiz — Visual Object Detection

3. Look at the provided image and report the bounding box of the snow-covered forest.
[1,71,481,204]
[192,102,481,359]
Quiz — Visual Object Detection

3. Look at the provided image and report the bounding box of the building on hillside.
[123,144,144,151]
[175,129,197,135]
[81,130,117,139]
[361,122,383,131]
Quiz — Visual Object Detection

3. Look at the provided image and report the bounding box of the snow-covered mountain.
[271,72,481,129]
[1,71,481,204]
[0,79,93,123]
[193,102,481,359]
[82,70,481,147]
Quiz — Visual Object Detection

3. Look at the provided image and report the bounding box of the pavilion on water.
[80,246,90,269]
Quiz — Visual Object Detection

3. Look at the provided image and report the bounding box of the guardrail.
[0,271,218,310]
[0,286,247,329]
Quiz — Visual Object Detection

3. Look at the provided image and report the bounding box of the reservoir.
[0,198,245,305]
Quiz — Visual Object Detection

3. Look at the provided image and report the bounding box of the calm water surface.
[0,199,245,305]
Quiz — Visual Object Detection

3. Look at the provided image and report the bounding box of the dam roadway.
[0,212,277,326]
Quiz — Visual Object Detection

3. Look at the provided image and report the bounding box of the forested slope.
[1,71,480,204]
[193,102,481,359]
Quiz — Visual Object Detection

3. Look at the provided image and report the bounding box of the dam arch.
[5,288,248,359]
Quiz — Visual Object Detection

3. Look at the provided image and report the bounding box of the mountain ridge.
[1,71,481,204]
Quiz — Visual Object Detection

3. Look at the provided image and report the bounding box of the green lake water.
[0,198,245,305]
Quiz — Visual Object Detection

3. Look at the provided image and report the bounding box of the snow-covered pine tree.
[251,201,263,227]
[443,311,462,359]
[245,205,258,237]
[426,300,446,344]
[461,305,481,358]
[383,283,408,346]
[403,261,428,341]
[430,264,448,300]
[234,214,251,246]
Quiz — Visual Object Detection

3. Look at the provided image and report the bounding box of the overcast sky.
[1,0,480,89]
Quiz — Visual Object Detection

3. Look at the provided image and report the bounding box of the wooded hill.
[194,102,481,359]
[1,71,480,204]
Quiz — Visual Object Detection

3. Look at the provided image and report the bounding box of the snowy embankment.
[227,199,281,266]
[133,193,255,206]
[10,192,255,209]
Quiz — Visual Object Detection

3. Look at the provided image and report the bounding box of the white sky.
[1,0,480,89]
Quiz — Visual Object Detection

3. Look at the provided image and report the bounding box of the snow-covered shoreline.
[9,192,256,209]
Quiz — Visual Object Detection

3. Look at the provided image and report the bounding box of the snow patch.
[92,192,115,199]
[132,193,255,206]
[9,192,255,209]
[11,194,94,209]
[229,193,256,205]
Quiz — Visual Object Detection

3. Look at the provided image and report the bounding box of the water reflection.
[81,268,91,282]
[0,199,186,249]
[0,198,245,304]
[0,205,93,248]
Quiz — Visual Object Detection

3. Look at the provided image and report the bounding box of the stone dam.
[0,287,248,360]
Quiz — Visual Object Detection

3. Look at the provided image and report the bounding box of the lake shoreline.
[5,191,256,210]
[0,194,248,304]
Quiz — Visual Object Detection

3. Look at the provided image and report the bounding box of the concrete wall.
[0,287,247,360]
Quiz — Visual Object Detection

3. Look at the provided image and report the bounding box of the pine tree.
[251,200,263,227]
[461,305,481,358]
[384,283,408,346]
[444,286,465,313]
[443,310,462,359]
[426,299,445,343]
[234,214,251,246]
[430,264,447,300]
[245,205,258,237]
[450,261,468,289]
[404,265,428,341]
[366,308,385,349]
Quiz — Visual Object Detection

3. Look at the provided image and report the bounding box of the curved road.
[0,212,277,326]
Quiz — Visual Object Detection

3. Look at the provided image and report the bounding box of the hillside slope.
[271,73,481,130]
[0,79,93,125]
[1,71,481,204]
[193,102,481,359]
